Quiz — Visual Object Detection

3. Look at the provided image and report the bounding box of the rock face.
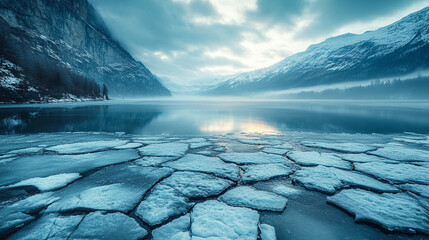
[207,7,429,95]
[0,0,170,99]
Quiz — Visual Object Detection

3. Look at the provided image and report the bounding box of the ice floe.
[293,166,398,194]
[0,149,140,186]
[133,156,177,167]
[219,186,287,211]
[354,162,429,184]
[270,184,300,197]
[219,152,291,165]
[69,211,147,240]
[262,147,289,155]
[399,184,429,198]
[46,140,129,154]
[287,151,352,169]
[139,142,189,157]
[152,214,191,240]
[335,153,397,163]
[44,164,173,214]
[302,141,377,153]
[260,224,277,240]
[8,147,43,155]
[163,154,239,181]
[327,189,429,234]
[369,143,429,162]
[113,142,142,149]
[191,200,260,240]
[136,183,193,226]
[162,171,233,198]
[241,164,293,183]
[3,173,80,191]
[0,193,58,234]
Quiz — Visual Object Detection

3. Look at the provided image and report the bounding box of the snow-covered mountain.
[0,0,170,102]
[207,6,429,95]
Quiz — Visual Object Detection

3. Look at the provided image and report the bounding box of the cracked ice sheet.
[241,164,293,183]
[44,164,173,214]
[133,156,177,167]
[262,147,289,155]
[219,186,287,212]
[287,151,352,169]
[369,143,429,162]
[69,212,147,240]
[113,142,142,149]
[301,141,377,153]
[0,192,58,234]
[152,214,191,240]
[260,224,277,240]
[327,189,429,234]
[0,149,140,186]
[162,171,233,198]
[293,165,398,194]
[191,200,259,240]
[354,162,429,184]
[136,183,193,226]
[399,184,429,198]
[3,173,81,191]
[8,147,43,155]
[163,154,239,181]
[138,142,189,157]
[46,139,129,154]
[270,184,300,197]
[238,138,282,145]
[219,152,292,165]
[335,153,398,163]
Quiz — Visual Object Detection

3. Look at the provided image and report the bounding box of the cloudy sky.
[89,0,428,85]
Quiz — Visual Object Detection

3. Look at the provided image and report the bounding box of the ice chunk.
[152,214,191,240]
[190,142,212,149]
[399,184,429,198]
[302,141,377,153]
[287,151,352,169]
[219,186,287,212]
[113,142,142,149]
[270,143,293,150]
[138,142,189,157]
[8,214,84,240]
[136,184,193,226]
[354,162,429,184]
[196,150,214,156]
[179,138,207,143]
[69,212,147,240]
[4,173,80,191]
[0,149,140,186]
[260,224,277,240]
[0,193,58,234]
[271,184,300,197]
[239,139,282,145]
[262,148,289,155]
[191,200,259,240]
[219,152,291,165]
[369,143,429,162]
[133,156,177,167]
[163,154,239,181]
[162,171,233,198]
[46,140,129,154]
[327,189,429,234]
[336,153,397,163]
[44,164,173,214]
[293,166,398,194]
[241,164,293,183]
[8,147,43,154]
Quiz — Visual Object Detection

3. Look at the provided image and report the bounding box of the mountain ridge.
[207,6,429,95]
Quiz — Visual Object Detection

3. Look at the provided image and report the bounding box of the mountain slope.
[208,6,429,95]
[0,0,170,101]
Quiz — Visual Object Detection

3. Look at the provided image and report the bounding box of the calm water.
[1,99,429,135]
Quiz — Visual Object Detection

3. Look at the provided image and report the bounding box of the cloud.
[89,0,428,84]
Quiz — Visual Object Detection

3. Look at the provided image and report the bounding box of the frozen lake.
[0,100,429,239]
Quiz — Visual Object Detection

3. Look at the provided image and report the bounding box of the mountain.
[207,6,429,95]
[0,0,170,103]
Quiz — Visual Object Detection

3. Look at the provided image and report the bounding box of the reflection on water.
[1,100,429,135]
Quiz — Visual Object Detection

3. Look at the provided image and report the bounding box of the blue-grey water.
[1,99,429,135]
